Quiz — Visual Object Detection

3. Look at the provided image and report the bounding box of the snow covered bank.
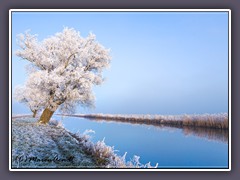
[12,117,96,168]
[11,117,157,169]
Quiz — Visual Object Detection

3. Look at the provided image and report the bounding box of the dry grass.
[68,130,158,168]
[63,113,229,130]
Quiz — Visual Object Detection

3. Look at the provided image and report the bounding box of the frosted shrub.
[49,119,64,128]
[73,130,158,168]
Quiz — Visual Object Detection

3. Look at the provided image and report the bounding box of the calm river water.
[54,115,228,168]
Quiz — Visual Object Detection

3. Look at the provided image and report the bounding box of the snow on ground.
[12,118,96,168]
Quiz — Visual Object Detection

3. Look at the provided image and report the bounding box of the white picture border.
[9,9,231,171]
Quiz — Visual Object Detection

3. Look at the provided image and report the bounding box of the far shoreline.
[11,112,229,130]
[56,113,229,130]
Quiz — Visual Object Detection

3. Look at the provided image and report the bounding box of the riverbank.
[11,117,157,169]
[12,117,97,168]
[61,113,228,130]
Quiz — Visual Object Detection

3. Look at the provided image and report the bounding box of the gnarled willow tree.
[15,27,111,124]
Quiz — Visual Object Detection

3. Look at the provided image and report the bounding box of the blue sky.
[11,11,229,115]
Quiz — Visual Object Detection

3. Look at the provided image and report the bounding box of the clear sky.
[11,11,229,115]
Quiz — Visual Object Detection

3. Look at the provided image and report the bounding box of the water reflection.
[83,117,228,144]
[182,127,228,143]
[56,115,228,167]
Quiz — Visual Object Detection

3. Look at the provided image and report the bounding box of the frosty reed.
[65,113,228,130]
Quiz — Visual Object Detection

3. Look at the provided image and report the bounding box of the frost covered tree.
[15,27,111,124]
[14,85,45,117]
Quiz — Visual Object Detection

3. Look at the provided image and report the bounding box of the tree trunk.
[33,110,37,118]
[38,108,55,124]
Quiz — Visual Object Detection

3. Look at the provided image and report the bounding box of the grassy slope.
[11,118,97,168]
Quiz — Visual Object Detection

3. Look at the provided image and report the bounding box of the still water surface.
[54,115,228,168]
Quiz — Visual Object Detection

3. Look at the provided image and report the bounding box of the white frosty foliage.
[48,119,64,128]
[15,27,111,113]
[14,85,46,114]
[75,131,158,168]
